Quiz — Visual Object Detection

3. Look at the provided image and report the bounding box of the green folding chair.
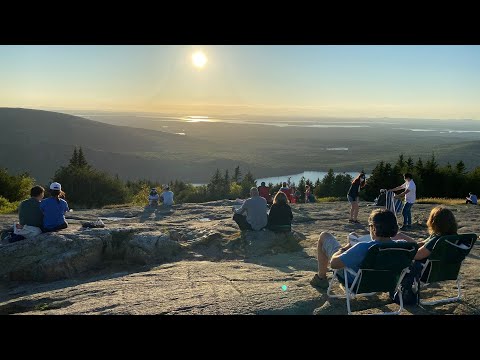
[327,242,419,315]
[419,233,478,306]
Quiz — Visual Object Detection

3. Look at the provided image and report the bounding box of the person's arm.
[330,249,347,269]
[392,232,416,242]
[235,200,247,215]
[414,245,431,261]
[18,202,25,225]
[390,184,406,192]
[289,207,293,220]
[395,189,410,199]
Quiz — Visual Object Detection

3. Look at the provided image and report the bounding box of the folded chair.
[419,233,478,306]
[327,242,419,315]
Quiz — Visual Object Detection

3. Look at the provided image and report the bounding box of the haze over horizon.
[1,45,480,120]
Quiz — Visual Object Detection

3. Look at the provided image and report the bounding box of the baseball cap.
[50,182,62,191]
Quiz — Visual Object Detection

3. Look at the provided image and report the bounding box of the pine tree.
[223,169,230,197]
[240,171,256,197]
[406,157,414,171]
[77,147,89,168]
[395,154,405,170]
[456,160,466,174]
[69,147,79,168]
[233,166,242,184]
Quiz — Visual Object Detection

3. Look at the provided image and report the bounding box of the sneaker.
[310,274,330,289]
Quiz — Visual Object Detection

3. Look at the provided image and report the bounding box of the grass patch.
[416,198,465,205]
[0,196,18,214]
[315,197,345,203]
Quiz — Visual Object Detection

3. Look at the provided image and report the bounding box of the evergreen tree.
[69,147,79,167]
[232,166,242,184]
[240,171,256,197]
[456,160,466,174]
[406,157,414,171]
[395,154,405,170]
[77,147,89,168]
[223,169,230,198]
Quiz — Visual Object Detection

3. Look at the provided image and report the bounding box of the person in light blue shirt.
[310,208,416,288]
[40,182,69,232]
[466,192,477,205]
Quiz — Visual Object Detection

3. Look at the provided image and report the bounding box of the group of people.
[257,181,315,205]
[310,206,460,290]
[2,182,70,243]
[148,186,174,207]
[347,171,416,231]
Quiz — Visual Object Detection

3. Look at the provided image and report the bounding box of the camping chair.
[418,233,478,306]
[327,242,419,315]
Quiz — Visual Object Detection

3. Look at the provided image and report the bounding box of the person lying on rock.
[267,191,293,232]
[233,187,268,231]
[310,208,417,289]
[40,182,69,232]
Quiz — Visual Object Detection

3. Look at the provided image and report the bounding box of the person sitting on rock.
[310,208,415,289]
[160,185,174,206]
[466,192,477,205]
[148,188,159,207]
[267,191,293,232]
[233,187,268,231]
[40,182,69,232]
[5,185,45,243]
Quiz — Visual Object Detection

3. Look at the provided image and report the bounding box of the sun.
[192,51,207,69]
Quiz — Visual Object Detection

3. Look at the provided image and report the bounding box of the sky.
[1,45,480,119]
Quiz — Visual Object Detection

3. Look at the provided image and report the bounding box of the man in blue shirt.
[310,208,415,288]
[466,192,478,205]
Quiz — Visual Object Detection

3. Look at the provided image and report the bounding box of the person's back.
[162,190,174,205]
[258,185,270,201]
[241,196,268,230]
[470,194,478,205]
[268,202,293,227]
[19,197,43,228]
[40,197,69,230]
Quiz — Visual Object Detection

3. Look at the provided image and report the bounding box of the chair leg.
[327,270,346,298]
[420,275,462,306]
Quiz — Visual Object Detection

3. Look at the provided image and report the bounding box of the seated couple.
[233,187,293,232]
[4,183,70,243]
[310,206,458,289]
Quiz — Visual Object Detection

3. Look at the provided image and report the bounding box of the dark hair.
[404,173,413,180]
[352,172,366,188]
[30,185,45,197]
[273,191,288,205]
[50,189,65,202]
[368,209,398,238]
[282,182,287,187]
[261,182,266,186]
[427,206,458,236]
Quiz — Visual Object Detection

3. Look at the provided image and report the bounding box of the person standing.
[258,181,272,204]
[390,173,416,230]
[347,172,366,223]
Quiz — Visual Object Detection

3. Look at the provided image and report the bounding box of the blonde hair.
[273,191,288,205]
[427,206,458,236]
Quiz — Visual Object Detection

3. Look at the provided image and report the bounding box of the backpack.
[390,262,421,305]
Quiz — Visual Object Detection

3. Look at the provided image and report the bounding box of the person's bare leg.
[353,202,359,221]
[349,204,355,220]
[317,232,331,278]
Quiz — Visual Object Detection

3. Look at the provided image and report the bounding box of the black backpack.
[390,263,421,305]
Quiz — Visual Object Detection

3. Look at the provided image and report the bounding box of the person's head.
[282,182,287,188]
[30,185,45,200]
[368,209,398,240]
[273,191,288,205]
[353,172,366,184]
[250,187,259,197]
[49,182,63,201]
[306,185,310,189]
[260,181,266,187]
[469,192,472,196]
[404,173,413,181]
[150,188,157,195]
[427,206,458,236]
[164,186,170,191]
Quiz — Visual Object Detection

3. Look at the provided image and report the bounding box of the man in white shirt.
[389,173,416,231]
[161,186,174,206]
[233,187,268,231]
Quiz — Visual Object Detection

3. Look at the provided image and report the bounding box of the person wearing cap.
[40,182,70,232]
[160,185,174,206]
[148,188,159,207]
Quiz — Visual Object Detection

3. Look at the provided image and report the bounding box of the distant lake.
[256,171,363,186]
